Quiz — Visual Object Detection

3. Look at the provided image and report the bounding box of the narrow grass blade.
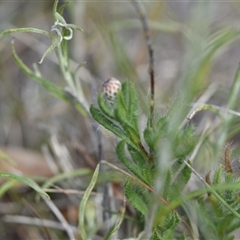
[0,28,49,40]
[58,2,68,15]
[67,24,84,32]
[104,198,126,240]
[0,172,49,198]
[53,0,59,17]
[0,180,17,198]
[0,150,16,166]
[187,104,221,120]
[42,168,92,189]
[39,41,59,64]
[11,41,67,101]
[78,164,99,240]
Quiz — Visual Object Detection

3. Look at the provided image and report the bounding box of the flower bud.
[102,77,121,102]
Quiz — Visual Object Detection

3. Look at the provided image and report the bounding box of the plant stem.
[131,0,155,128]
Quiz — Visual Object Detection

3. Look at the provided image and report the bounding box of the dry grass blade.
[41,195,76,240]
[3,215,78,233]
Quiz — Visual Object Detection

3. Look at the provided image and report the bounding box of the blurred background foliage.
[1,0,240,239]
[1,1,240,148]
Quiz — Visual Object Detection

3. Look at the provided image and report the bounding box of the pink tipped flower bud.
[102,77,121,101]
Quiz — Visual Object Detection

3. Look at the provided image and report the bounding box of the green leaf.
[58,2,69,15]
[224,172,235,203]
[67,24,84,32]
[213,165,223,185]
[225,217,240,235]
[163,170,172,199]
[124,123,141,145]
[173,160,192,194]
[98,93,115,119]
[0,180,17,198]
[174,125,196,161]
[151,229,163,240]
[121,81,139,130]
[128,82,139,129]
[156,116,168,132]
[54,12,66,25]
[53,0,59,17]
[125,180,150,216]
[160,211,180,237]
[0,172,49,198]
[11,41,67,101]
[39,39,60,64]
[218,214,235,236]
[114,91,128,123]
[144,126,156,152]
[78,164,99,240]
[0,28,49,40]
[127,144,147,166]
[195,200,219,239]
[116,140,145,183]
[90,105,126,139]
[141,164,155,186]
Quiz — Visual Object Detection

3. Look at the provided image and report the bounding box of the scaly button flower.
[102,77,122,104]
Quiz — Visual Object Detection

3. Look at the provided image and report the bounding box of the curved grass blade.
[58,2,68,15]
[187,104,221,120]
[0,180,17,198]
[0,172,49,198]
[39,40,60,64]
[0,28,49,40]
[67,24,84,32]
[104,198,126,240]
[11,41,67,101]
[0,150,16,166]
[42,168,92,190]
[78,164,99,240]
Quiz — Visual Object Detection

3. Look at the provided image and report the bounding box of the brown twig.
[205,171,212,197]
[225,142,233,173]
[131,0,155,128]
[3,215,78,233]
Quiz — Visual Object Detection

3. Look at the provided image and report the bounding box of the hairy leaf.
[90,105,126,139]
